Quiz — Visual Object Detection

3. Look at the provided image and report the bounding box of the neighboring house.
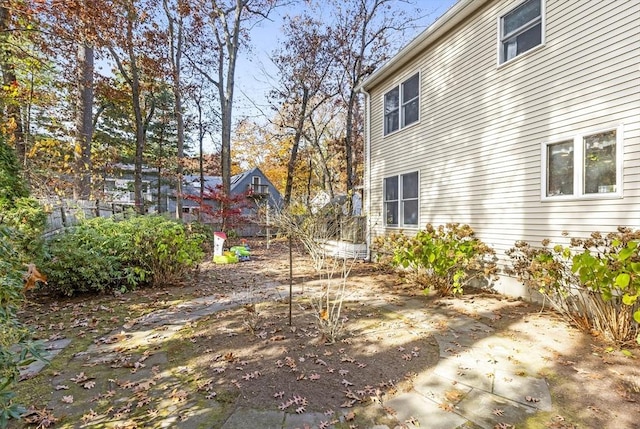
[102,163,171,213]
[103,165,283,235]
[360,0,640,296]
[172,167,283,235]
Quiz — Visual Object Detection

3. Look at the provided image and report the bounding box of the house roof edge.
[359,0,488,92]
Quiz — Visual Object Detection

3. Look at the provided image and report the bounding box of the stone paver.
[19,338,72,380]
[20,285,553,429]
[385,392,468,429]
[221,408,284,429]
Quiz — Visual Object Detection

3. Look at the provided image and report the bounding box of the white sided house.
[360,0,640,297]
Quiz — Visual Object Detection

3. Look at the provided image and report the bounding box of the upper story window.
[384,73,419,135]
[543,127,623,200]
[383,171,419,227]
[249,176,269,195]
[500,0,543,64]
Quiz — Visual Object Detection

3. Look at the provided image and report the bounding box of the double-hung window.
[543,127,623,199]
[384,171,419,227]
[500,0,543,64]
[384,73,419,135]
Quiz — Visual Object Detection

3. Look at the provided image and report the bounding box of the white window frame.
[541,125,624,201]
[497,0,545,65]
[383,171,420,228]
[383,72,420,136]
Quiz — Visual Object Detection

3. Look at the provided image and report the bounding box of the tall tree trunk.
[0,5,25,163]
[74,43,94,199]
[211,0,243,231]
[344,91,356,212]
[125,12,145,214]
[163,0,185,219]
[284,87,309,206]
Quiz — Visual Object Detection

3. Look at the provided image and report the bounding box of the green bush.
[43,216,207,296]
[43,224,122,296]
[0,197,46,258]
[0,227,44,428]
[374,223,497,295]
[0,141,45,427]
[506,228,640,344]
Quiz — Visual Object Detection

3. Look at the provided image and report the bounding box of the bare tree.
[271,13,337,207]
[195,0,281,228]
[162,0,187,218]
[329,0,424,209]
[106,0,163,213]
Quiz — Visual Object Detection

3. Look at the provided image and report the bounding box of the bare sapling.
[274,210,357,343]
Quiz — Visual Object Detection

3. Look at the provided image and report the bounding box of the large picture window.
[384,171,419,227]
[543,127,622,199]
[500,0,543,64]
[384,73,419,135]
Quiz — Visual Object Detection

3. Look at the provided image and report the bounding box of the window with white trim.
[384,171,419,227]
[500,0,542,64]
[384,73,419,135]
[543,127,622,199]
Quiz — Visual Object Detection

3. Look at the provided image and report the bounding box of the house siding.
[366,0,640,277]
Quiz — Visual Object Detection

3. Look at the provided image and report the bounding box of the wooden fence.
[41,200,367,244]
[41,199,137,237]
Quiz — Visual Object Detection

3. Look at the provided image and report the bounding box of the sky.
[231,0,459,125]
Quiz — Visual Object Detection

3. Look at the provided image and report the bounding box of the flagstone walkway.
[20,283,552,429]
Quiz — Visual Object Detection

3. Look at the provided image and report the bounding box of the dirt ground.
[12,238,640,428]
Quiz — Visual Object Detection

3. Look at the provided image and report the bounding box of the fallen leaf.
[70,372,88,383]
[444,389,464,402]
[345,411,356,421]
[170,389,188,402]
[61,396,73,404]
[341,399,356,408]
[406,416,419,426]
[438,403,454,412]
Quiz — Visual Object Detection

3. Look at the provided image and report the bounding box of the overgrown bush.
[374,223,497,295]
[43,216,207,296]
[506,228,640,344]
[0,228,44,428]
[0,141,46,260]
[0,141,45,427]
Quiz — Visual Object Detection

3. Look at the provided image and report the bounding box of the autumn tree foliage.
[270,12,337,207]
[254,0,423,210]
[1,0,424,221]
[184,183,252,233]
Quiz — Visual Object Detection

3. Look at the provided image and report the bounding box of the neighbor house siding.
[367,0,640,271]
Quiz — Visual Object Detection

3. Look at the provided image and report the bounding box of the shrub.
[43,224,123,296]
[43,216,207,296]
[506,228,640,344]
[122,216,206,286]
[0,140,45,427]
[374,223,497,295]
[0,227,44,428]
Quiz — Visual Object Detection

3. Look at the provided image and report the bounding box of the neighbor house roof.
[359,0,488,91]
[183,167,262,194]
[181,167,279,202]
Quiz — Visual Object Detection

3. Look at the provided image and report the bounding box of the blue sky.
[232,0,459,123]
